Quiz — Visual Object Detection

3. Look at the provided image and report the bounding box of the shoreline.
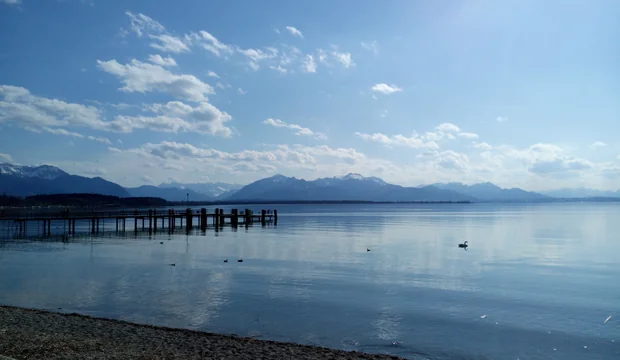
[0,305,404,360]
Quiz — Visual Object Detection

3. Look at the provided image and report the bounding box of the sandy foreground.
[0,306,404,360]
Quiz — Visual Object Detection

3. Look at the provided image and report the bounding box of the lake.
[0,203,619,359]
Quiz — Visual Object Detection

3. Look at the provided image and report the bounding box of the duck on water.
[458,241,468,248]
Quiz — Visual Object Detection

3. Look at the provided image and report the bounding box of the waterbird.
[237,259,243,263]
[169,263,175,266]
[224,259,228,263]
[160,242,163,244]
[367,248,371,252]
[458,241,468,248]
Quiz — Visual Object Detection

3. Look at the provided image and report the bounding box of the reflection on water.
[0,203,619,359]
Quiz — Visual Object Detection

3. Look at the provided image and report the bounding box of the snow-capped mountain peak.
[0,163,67,180]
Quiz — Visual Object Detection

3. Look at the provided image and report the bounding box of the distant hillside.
[227,174,473,202]
[159,182,242,198]
[430,182,548,202]
[542,188,620,199]
[125,185,212,202]
[0,163,129,197]
[0,193,167,209]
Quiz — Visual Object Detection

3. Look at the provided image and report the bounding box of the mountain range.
[0,163,129,197]
[1,163,619,203]
[228,174,474,202]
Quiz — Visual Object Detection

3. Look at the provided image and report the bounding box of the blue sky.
[0,0,619,190]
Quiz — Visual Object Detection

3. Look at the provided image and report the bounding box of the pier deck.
[0,208,277,237]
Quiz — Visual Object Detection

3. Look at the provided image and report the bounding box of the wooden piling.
[186,208,192,230]
[232,209,238,227]
[261,209,266,225]
[274,209,278,225]
[200,208,207,230]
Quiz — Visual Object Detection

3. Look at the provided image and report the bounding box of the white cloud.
[26,126,112,144]
[83,167,107,176]
[302,54,317,73]
[140,175,154,183]
[0,85,110,131]
[248,61,260,71]
[473,142,493,151]
[269,65,287,74]
[458,132,479,139]
[125,11,165,37]
[371,83,403,94]
[128,100,233,136]
[207,71,219,78]
[590,141,607,149]
[96,59,214,102]
[0,153,12,162]
[149,34,190,53]
[264,118,326,140]
[0,85,231,137]
[238,88,247,95]
[331,51,354,68]
[496,116,509,122]
[436,123,460,133]
[354,132,438,150]
[285,26,304,38]
[147,54,177,67]
[191,31,234,57]
[361,41,378,54]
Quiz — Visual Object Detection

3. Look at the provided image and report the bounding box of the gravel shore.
[0,306,404,360]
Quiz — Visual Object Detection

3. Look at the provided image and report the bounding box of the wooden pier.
[0,208,277,237]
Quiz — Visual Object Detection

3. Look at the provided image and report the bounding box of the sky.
[0,0,619,191]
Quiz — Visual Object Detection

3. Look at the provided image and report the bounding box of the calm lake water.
[0,203,619,359]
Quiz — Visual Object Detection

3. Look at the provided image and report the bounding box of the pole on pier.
[261,209,266,225]
[153,209,158,232]
[134,210,138,232]
[148,210,152,231]
[200,208,207,230]
[91,218,95,234]
[214,208,219,227]
[72,219,76,234]
[274,209,278,225]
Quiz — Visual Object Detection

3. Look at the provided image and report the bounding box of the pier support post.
[201,208,207,230]
[232,209,238,227]
[261,209,266,225]
[274,209,278,225]
[148,210,152,231]
[72,219,75,234]
[214,208,219,227]
[91,218,96,234]
[153,210,158,232]
[134,210,138,232]
[186,208,192,230]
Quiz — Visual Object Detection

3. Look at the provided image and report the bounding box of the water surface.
[1,203,619,359]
